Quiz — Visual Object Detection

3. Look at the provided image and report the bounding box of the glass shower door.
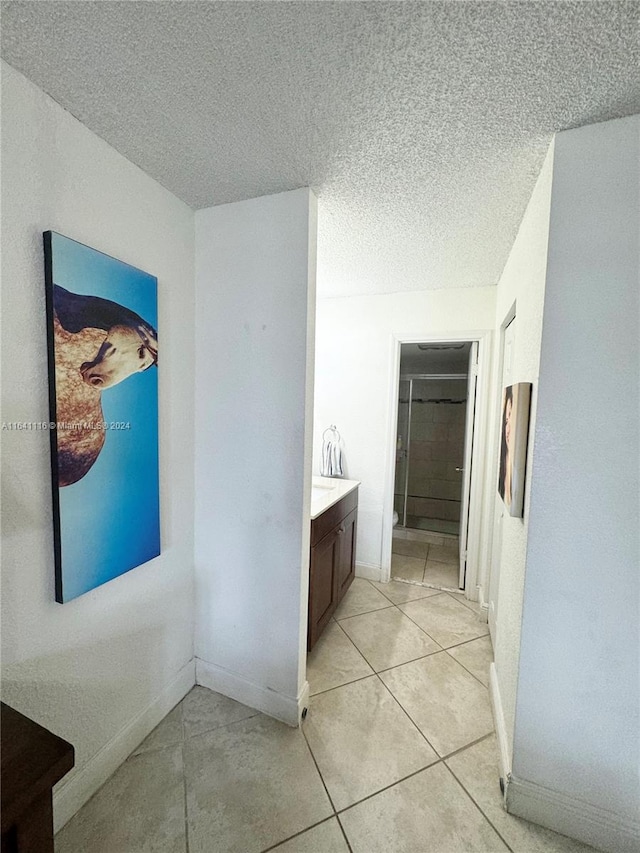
[394,379,412,527]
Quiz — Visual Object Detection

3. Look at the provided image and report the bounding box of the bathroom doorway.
[389,340,479,592]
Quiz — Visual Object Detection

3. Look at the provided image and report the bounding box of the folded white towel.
[321,435,343,477]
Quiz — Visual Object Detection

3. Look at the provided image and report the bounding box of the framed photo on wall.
[44,231,160,602]
[498,382,532,518]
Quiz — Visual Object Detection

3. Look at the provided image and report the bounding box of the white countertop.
[310,476,360,520]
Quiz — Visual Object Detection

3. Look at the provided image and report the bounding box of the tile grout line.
[310,672,376,699]
[441,731,494,761]
[397,598,489,652]
[442,632,491,651]
[373,670,440,756]
[333,618,376,671]
[310,644,482,699]
[336,602,395,624]
[335,813,355,853]
[300,723,339,817]
[330,731,499,823]
[336,763,441,818]
[364,577,417,606]
[258,817,338,853]
[393,601,448,648]
[444,647,492,690]
[444,762,515,853]
[444,631,491,651]
[375,636,490,696]
[183,710,263,745]
[421,544,429,582]
[374,646,448,675]
[333,624,382,677]
[359,584,488,672]
[259,723,347,852]
[333,587,490,689]
[135,709,263,758]
[335,603,395,622]
[335,608,458,681]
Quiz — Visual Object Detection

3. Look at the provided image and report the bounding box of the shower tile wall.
[407,380,466,524]
[394,394,410,517]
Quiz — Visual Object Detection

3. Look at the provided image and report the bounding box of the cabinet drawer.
[311,488,358,546]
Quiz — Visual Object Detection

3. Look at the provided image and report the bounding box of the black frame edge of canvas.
[520,382,533,520]
[43,231,64,603]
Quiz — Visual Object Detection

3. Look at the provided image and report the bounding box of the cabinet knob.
[338,526,345,535]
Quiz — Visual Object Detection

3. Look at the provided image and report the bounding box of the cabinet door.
[336,507,357,601]
[308,528,340,651]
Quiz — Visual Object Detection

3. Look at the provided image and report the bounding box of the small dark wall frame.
[44,231,161,602]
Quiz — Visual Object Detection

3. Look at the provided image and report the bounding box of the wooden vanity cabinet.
[308,488,358,651]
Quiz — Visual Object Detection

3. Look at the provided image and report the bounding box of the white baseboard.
[355,561,382,582]
[477,586,489,623]
[53,658,195,833]
[488,599,497,642]
[488,662,511,786]
[506,774,640,853]
[195,657,307,728]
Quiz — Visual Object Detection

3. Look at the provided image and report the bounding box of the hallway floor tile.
[379,651,494,756]
[55,579,599,853]
[400,592,490,648]
[339,762,509,853]
[302,675,438,810]
[447,635,494,687]
[306,620,374,695]
[333,577,391,619]
[184,715,332,853]
[338,606,441,672]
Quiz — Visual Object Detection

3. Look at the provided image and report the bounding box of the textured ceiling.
[2,2,639,296]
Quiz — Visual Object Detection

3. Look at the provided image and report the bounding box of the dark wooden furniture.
[1,702,74,853]
[308,487,358,651]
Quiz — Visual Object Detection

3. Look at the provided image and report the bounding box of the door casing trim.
[381,330,493,604]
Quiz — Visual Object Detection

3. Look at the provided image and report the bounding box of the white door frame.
[459,341,479,589]
[381,330,493,603]
[487,303,517,640]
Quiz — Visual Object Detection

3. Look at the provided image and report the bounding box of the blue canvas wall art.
[44,231,160,602]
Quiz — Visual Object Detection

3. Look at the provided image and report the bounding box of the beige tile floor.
[55,580,597,853]
[391,536,461,590]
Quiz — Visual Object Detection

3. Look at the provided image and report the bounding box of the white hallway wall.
[313,286,496,589]
[0,64,196,830]
[489,141,555,762]
[194,189,317,725]
[509,116,639,853]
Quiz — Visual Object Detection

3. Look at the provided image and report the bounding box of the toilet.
[393,510,399,527]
